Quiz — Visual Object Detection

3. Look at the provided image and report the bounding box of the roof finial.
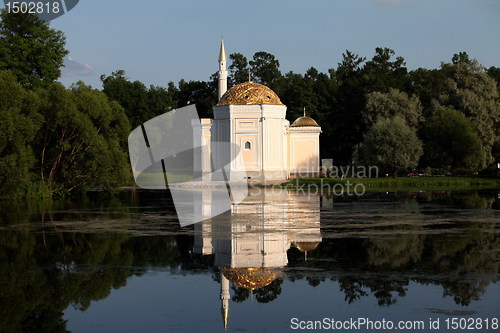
[247,68,252,82]
[303,107,306,117]
[218,36,226,62]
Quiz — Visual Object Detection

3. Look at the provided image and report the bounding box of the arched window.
[244,141,251,150]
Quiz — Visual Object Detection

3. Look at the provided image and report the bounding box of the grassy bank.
[281,176,500,191]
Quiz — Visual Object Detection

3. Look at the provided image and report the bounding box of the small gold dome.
[294,242,320,252]
[221,267,281,290]
[291,108,320,127]
[291,116,320,127]
[217,81,283,106]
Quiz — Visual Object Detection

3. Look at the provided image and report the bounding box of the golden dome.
[294,242,320,252]
[291,107,320,127]
[290,116,320,127]
[221,267,281,290]
[217,81,284,106]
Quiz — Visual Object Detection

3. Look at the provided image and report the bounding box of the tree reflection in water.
[0,189,497,332]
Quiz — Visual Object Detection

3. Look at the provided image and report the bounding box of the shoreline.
[2,176,499,201]
[279,176,500,192]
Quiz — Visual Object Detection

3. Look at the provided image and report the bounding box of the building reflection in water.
[193,188,322,330]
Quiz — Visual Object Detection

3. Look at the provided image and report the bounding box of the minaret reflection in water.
[193,188,322,331]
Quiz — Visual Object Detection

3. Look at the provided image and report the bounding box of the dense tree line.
[1,10,499,197]
[101,47,500,177]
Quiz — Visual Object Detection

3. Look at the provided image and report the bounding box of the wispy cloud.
[373,0,402,7]
[61,56,94,76]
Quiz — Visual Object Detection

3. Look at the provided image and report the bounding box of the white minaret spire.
[218,37,228,101]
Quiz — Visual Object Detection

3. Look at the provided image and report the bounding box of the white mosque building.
[197,39,322,183]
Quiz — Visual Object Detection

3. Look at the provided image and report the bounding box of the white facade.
[212,104,290,181]
[288,126,322,178]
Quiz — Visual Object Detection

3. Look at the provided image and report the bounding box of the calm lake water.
[0,188,499,333]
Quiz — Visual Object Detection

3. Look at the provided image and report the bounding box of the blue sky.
[8,0,499,89]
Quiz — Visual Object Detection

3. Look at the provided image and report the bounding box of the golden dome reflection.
[294,242,320,252]
[216,81,284,106]
[221,267,282,290]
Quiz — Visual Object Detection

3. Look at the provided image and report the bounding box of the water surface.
[0,189,498,332]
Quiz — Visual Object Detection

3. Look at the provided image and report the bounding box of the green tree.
[249,51,282,89]
[100,70,152,129]
[423,106,484,172]
[101,71,178,129]
[280,71,318,120]
[439,53,499,166]
[329,50,367,163]
[34,82,131,194]
[362,116,423,177]
[279,67,336,159]
[0,10,68,88]
[487,66,500,98]
[228,52,248,85]
[174,79,217,118]
[0,70,41,197]
[407,68,447,118]
[147,83,177,114]
[452,51,471,65]
[364,88,424,129]
[362,47,408,93]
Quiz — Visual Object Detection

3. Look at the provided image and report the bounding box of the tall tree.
[439,53,500,166]
[100,71,152,129]
[0,10,68,88]
[407,68,447,119]
[362,47,408,93]
[328,50,367,163]
[452,51,471,65]
[280,71,317,121]
[0,70,41,197]
[228,52,248,85]
[249,51,281,89]
[361,116,423,177]
[280,67,336,161]
[487,66,500,98]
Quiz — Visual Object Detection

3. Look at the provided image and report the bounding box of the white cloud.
[61,56,94,76]
[373,0,402,7]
